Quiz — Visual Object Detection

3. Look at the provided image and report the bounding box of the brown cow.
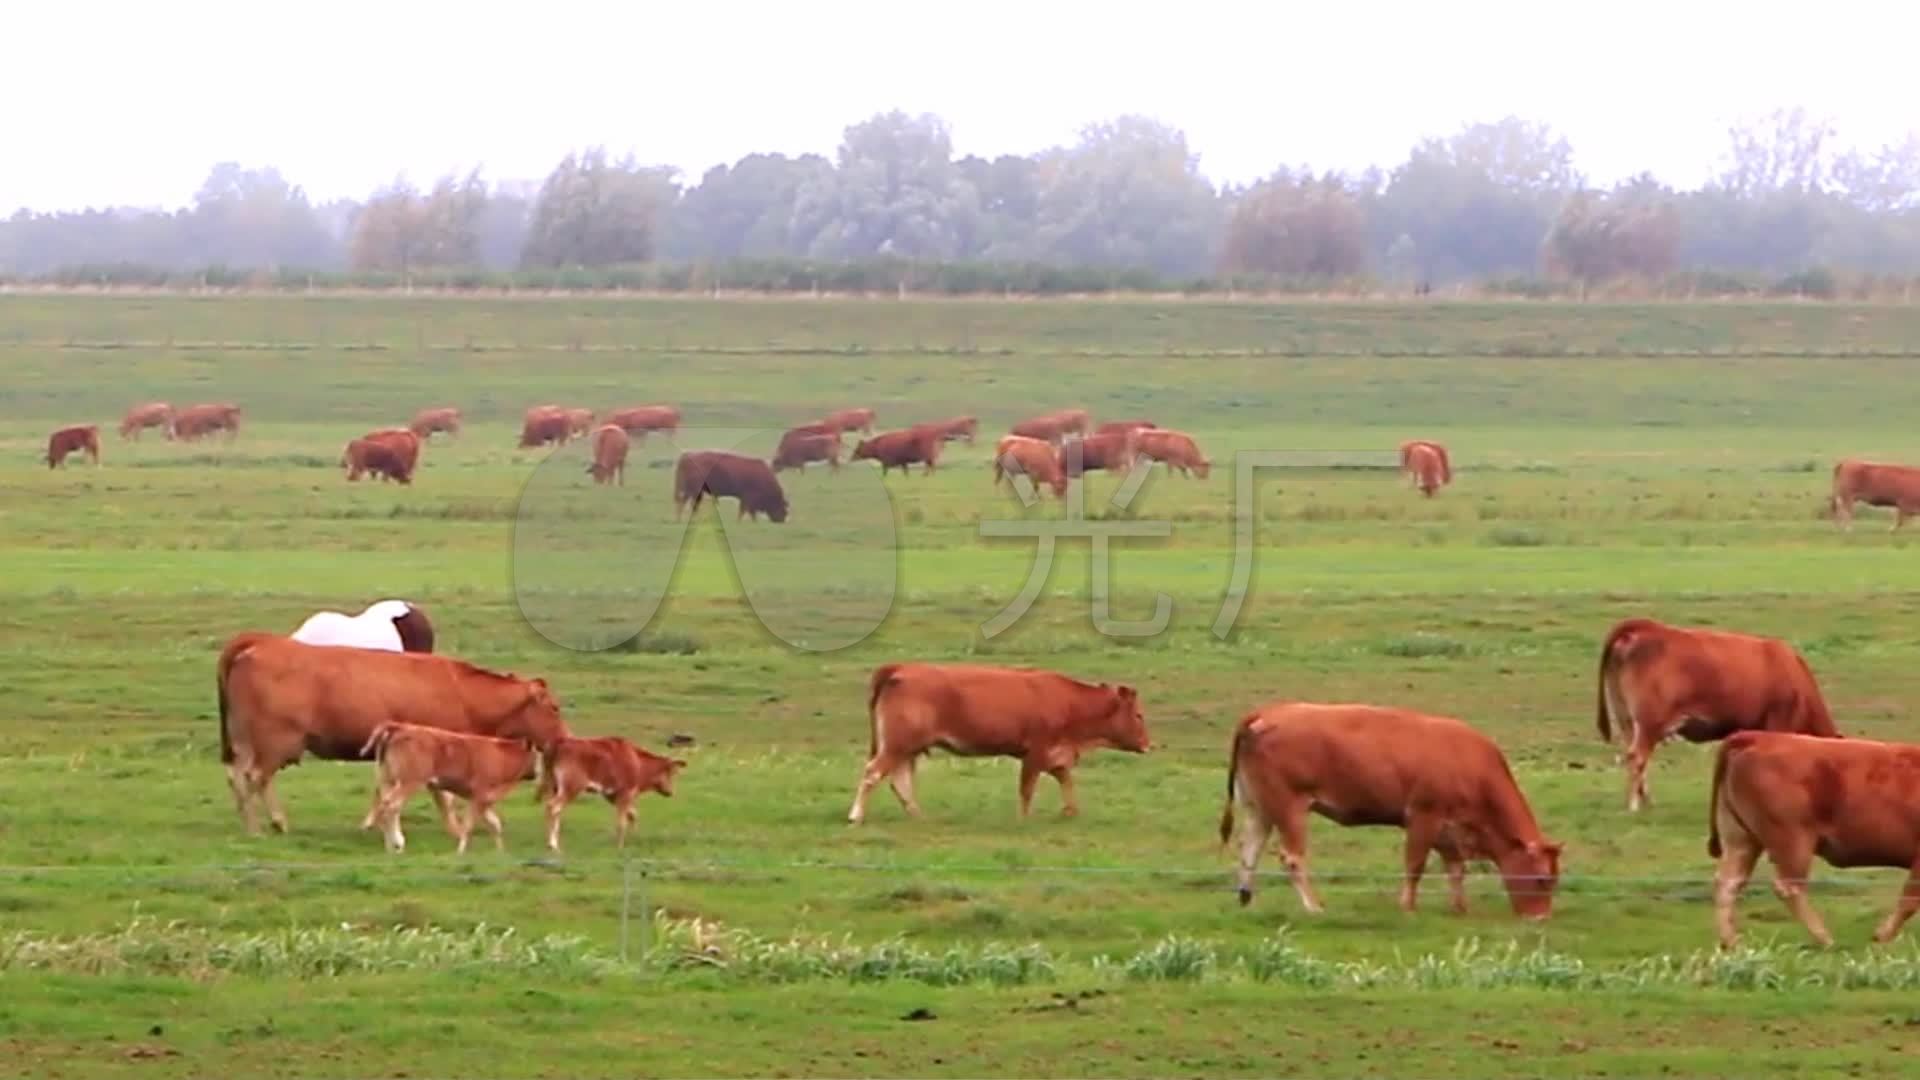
[1830,458,1920,531]
[341,437,411,484]
[1009,409,1089,446]
[923,415,979,444]
[847,662,1151,823]
[604,405,681,441]
[564,408,595,438]
[1400,439,1451,496]
[216,633,569,835]
[824,407,876,435]
[408,407,461,440]
[536,736,687,853]
[1710,730,1920,948]
[1094,419,1156,439]
[368,428,422,477]
[360,723,537,854]
[991,434,1067,498]
[519,405,572,448]
[46,425,100,468]
[1128,428,1211,479]
[1597,617,1838,813]
[119,402,173,441]
[1058,433,1135,479]
[673,450,790,522]
[771,426,842,473]
[851,427,941,476]
[586,424,630,485]
[1220,701,1563,920]
[172,403,241,442]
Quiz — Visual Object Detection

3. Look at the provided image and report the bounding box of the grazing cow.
[536,736,687,852]
[1094,419,1156,439]
[360,723,537,854]
[341,437,412,484]
[673,450,789,522]
[119,402,173,441]
[1010,409,1088,446]
[46,425,100,468]
[1830,458,1920,531]
[923,415,979,444]
[216,633,569,835]
[408,407,462,440]
[991,434,1067,498]
[1400,439,1451,496]
[1597,617,1838,813]
[1128,428,1211,479]
[847,662,1151,823]
[605,405,680,441]
[564,408,595,438]
[1710,731,1920,948]
[519,405,572,448]
[586,424,630,485]
[824,407,876,435]
[771,425,843,473]
[1220,701,1563,920]
[171,403,242,442]
[292,599,435,654]
[851,427,941,476]
[1058,433,1135,479]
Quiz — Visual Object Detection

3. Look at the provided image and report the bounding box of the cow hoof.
[1237,887,1252,907]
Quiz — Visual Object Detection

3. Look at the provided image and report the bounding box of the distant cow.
[852,427,941,476]
[586,424,630,485]
[1220,701,1563,920]
[605,405,681,441]
[1058,433,1135,479]
[46,425,100,468]
[172,403,241,442]
[923,416,979,444]
[408,407,462,440]
[1094,419,1156,439]
[361,723,537,854]
[1830,458,1920,531]
[1010,409,1089,446]
[1400,439,1451,496]
[536,736,687,853]
[341,437,411,484]
[1128,428,1211,479]
[991,434,1067,498]
[217,633,569,835]
[673,450,789,522]
[564,408,594,438]
[119,402,173,441]
[519,405,572,448]
[771,426,842,473]
[848,662,1151,823]
[1597,617,1838,813]
[1709,731,1920,948]
[824,407,876,435]
[292,600,435,654]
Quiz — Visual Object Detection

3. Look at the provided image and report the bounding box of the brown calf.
[519,405,572,448]
[1058,433,1135,479]
[991,434,1067,498]
[1128,428,1211,479]
[172,403,241,442]
[341,437,411,484]
[852,427,941,476]
[536,736,687,852]
[1831,458,1920,531]
[360,723,537,854]
[771,426,843,473]
[1400,439,1451,496]
[673,450,790,522]
[120,402,174,441]
[408,407,462,440]
[586,424,630,485]
[46,425,100,468]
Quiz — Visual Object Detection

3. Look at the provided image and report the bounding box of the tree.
[671,152,832,259]
[348,179,427,273]
[182,162,338,270]
[1833,134,1920,213]
[1716,107,1836,197]
[521,148,678,268]
[789,111,980,260]
[1375,117,1579,281]
[1542,181,1680,286]
[1220,170,1369,277]
[956,153,1042,260]
[1029,115,1221,276]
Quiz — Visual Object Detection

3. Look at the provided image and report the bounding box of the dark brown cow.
[1597,617,1838,813]
[673,450,789,522]
[46,425,100,468]
[172,403,241,442]
[604,405,681,441]
[1094,419,1156,439]
[119,402,173,441]
[217,632,569,835]
[341,437,411,484]
[519,405,572,448]
[1058,433,1135,479]
[824,407,876,435]
[1128,428,1211,479]
[851,427,941,476]
[586,424,629,485]
[1400,439,1451,496]
[408,407,462,440]
[361,723,537,854]
[991,434,1067,498]
[847,662,1151,823]
[1830,458,1920,531]
[923,415,978,444]
[1710,731,1920,947]
[1009,409,1089,446]
[1220,701,1563,920]
[771,426,842,473]
[536,736,687,852]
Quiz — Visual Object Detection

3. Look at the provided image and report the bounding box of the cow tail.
[360,723,399,761]
[866,664,902,757]
[1706,737,1737,858]
[215,633,266,765]
[1595,621,1636,743]
[1218,720,1252,846]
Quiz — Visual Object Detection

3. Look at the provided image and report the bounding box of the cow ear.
[671,759,688,771]
[1118,685,1137,701]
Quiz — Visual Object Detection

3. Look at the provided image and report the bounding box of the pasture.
[6,293,1920,1076]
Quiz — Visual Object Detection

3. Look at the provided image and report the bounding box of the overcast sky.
[7,1,1914,213]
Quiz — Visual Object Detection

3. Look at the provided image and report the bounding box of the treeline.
[4,108,1919,292]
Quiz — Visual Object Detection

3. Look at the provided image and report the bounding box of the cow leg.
[1712,804,1763,948]
[1622,711,1672,812]
[1442,848,1470,915]
[1275,801,1325,914]
[260,774,291,833]
[1895,507,1909,534]
[1017,757,1043,817]
[847,752,906,824]
[225,759,260,835]
[429,788,460,836]
[452,801,476,855]
[1873,858,1920,944]
[1232,796,1271,906]
[1767,840,1833,948]
[543,784,577,853]
[886,760,922,817]
[613,791,637,848]
[376,783,419,853]
[1399,815,1440,913]
[1833,496,1852,531]
[475,797,507,853]
[1047,766,1078,817]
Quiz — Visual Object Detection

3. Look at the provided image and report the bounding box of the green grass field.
[7,294,1920,1077]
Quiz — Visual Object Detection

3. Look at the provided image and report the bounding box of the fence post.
[619,856,633,964]
[637,867,650,966]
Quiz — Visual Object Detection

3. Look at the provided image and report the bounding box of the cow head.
[1102,684,1151,753]
[644,754,689,797]
[1500,838,1564,920]
[514,678,570,749]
